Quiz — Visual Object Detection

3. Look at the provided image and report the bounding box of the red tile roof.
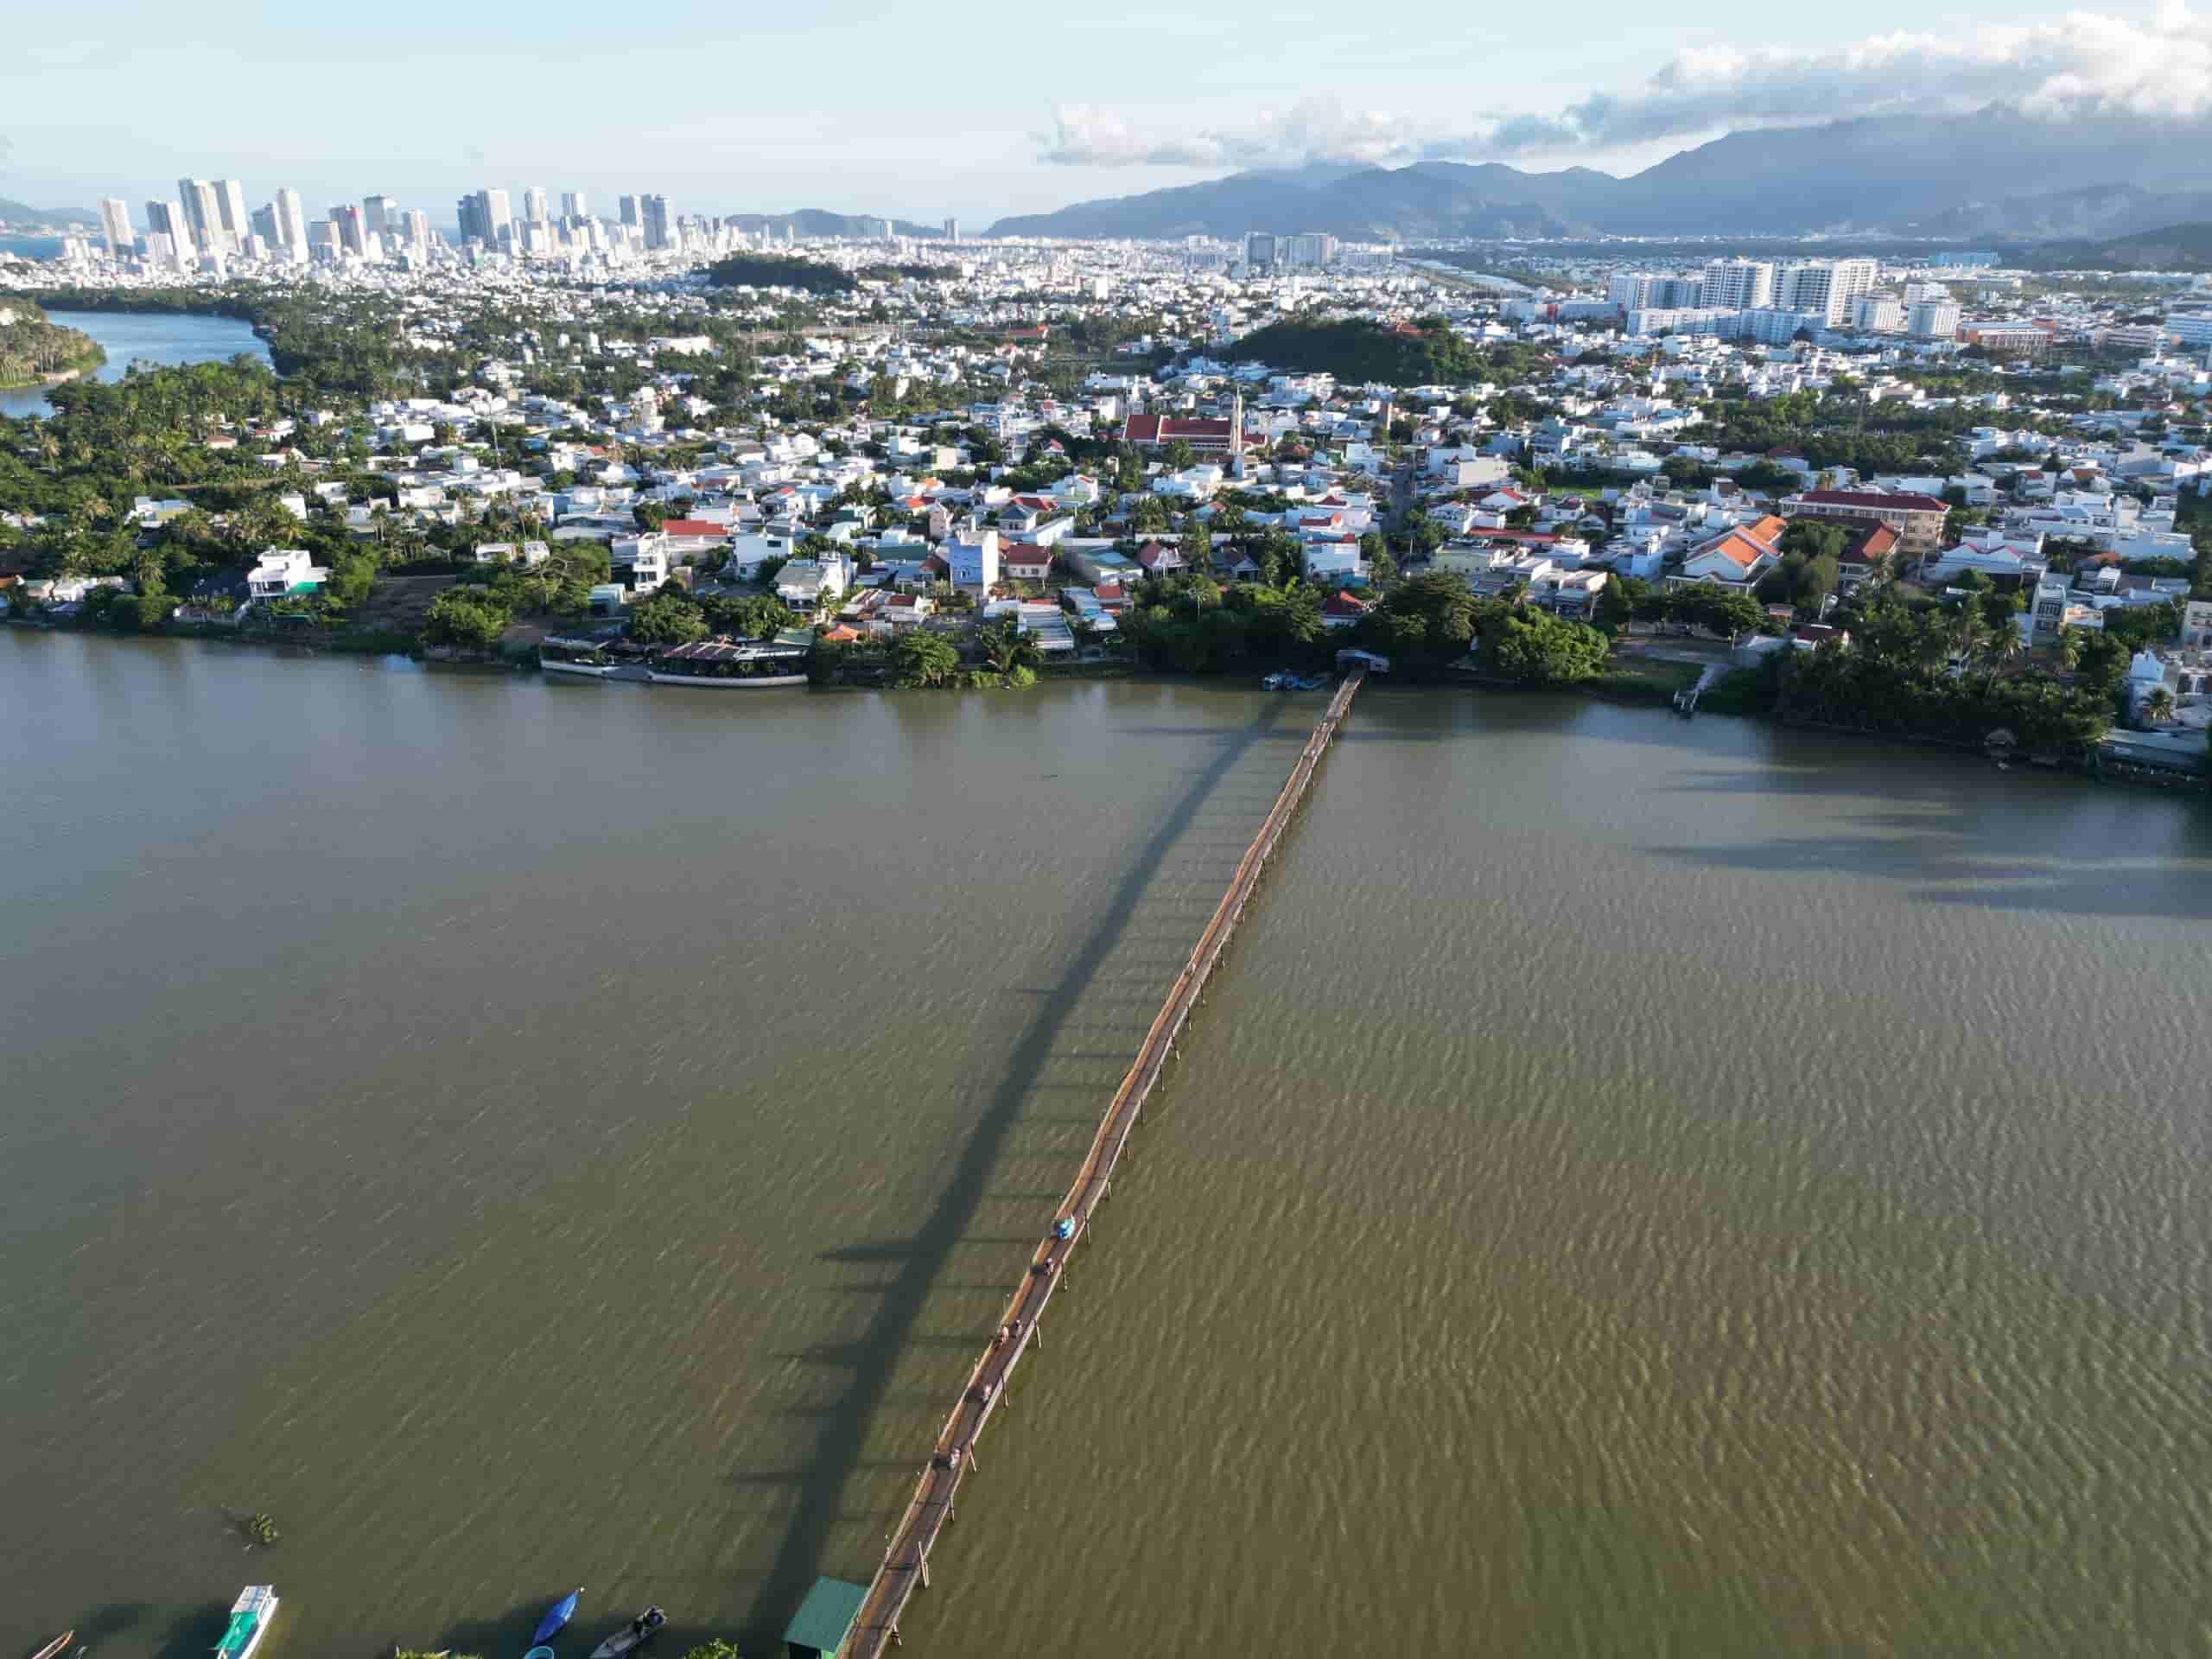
[1796,488,1947,513]
[659,518,729,538]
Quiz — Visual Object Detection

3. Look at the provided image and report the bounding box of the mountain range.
[985,108,2212,243]
[0,197,94,229]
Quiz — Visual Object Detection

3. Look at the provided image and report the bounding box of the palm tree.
[1951,602,1984,668]
[977,619,1039,677]
[1980,621,2021,688]
[2144,684,2175,724]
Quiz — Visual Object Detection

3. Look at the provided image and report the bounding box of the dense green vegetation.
[422,588,512,652]
[705,254,860,295]
[1774,588,2114,755]
[1224,317,1501,385]
[0,298,104,390]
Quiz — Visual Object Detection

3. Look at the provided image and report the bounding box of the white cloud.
[1039,97,1434,170]
[1042,6,2212,168]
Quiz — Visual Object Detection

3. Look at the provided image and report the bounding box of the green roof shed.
[784,1576,868,1659]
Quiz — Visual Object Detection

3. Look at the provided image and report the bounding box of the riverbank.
[0,306,267,416]
[12,608,2198,791]
[0,300,106,391]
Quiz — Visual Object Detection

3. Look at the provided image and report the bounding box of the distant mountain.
[2020,222,2212,273]
[1907,184,2212,243]
[723,208,944,239]
[986,108,2212,242]
[988,167,1582,242]
[0,197,93,228]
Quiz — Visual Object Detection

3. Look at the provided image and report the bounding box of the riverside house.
[246,548,329,601]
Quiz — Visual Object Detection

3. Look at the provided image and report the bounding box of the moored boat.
[531,1589,583,1647]
[645,637,810,687]
[588,1607,666,1659]
[213,1586,278,1659]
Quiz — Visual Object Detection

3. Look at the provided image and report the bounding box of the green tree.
[625,589,709,645]
[893,628,962,687]
[1179,521,1212,573]
[700,592,793,639]
[422,588,511,651]
[2074,631,2128,696]
[322,551,376,609]
[1595,575,1646,635]
[1481,609,1610,683]
[677,1642,741,1659]
[976,619,1041,676]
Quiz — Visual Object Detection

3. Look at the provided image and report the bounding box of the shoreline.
[10,611,2197,791]
[0,348,105,393]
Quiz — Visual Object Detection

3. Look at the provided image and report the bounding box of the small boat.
[213,1586,279,1659]
[588,1608,666,1659]
[532,1590,583,1648]
[28,1631,73,1659]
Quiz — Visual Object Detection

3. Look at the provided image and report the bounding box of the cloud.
[1041,6,2212,168]
[1039,97,1433,170]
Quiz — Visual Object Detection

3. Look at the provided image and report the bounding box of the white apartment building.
[1908,299,1962,340]
[1701,260,1775,311]
[1774,259,1878,325]
[1854,295,1904,332]
[97,198,132,257]
[274,188,308,256]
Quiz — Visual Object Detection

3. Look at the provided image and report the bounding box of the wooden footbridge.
[838,666,1369,1656]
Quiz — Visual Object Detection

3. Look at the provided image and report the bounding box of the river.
[1,632,2206,1658]
[0,309,270,419]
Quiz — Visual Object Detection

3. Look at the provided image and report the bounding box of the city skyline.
[7,2,2207,222]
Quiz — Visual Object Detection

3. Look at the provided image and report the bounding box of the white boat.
[213,1586,279,1659]
[644,670,808,688]
[540,657,624,678]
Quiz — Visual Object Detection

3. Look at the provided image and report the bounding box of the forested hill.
[0,298,104,390]
[704,254,943,294]
[2021,221,2212,272]
[1222,317,1495,385]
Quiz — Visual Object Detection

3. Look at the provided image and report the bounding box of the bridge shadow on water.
[735,696,1303,1648]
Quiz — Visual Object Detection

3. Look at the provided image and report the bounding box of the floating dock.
[841,665,1369,1656]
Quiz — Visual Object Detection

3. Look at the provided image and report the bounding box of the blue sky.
[6,2,2205,226]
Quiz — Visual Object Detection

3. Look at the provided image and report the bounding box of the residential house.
[611,533,671,594]
[774,557,849,613]
[726,530,800,581]
[1671,516,1788,590]
[1132,541,1186,578]
[946,530,1001,590]
[1780,488,1948,557]
[1320,590,1371,630]
[246,548,330,602]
